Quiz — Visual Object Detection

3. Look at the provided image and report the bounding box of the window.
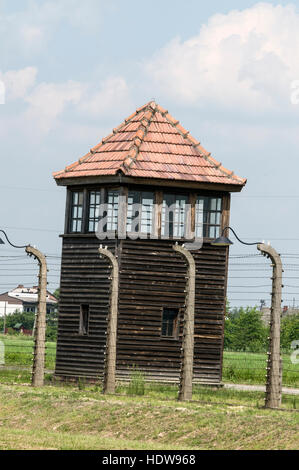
[127,191,154,235]
[24,306,36,313]
[70,191,84,233]
[161,308,180,338]
[88,191,101,232]
[161,194,188,238]
[106,190,119,232]
[79,304,89,335]
[195,196,222,238]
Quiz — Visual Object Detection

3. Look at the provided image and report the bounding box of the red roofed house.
[53,101,246,384]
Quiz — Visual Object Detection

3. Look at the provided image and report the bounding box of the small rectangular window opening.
[161,194,188,238]
[195,196,222,238]
[79,304,89,335]
[88,191,101,232]
[161,308,179,338]
[127,190,154,236]
[70,191,84,233]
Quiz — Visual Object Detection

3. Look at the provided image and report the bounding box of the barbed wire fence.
[0,251,61,380]
[0,251,297,399]
[225,252,299,395]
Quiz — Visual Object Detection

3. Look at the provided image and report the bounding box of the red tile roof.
[53,101,246,187]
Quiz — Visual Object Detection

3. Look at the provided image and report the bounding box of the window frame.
[194,194,223,240]
[87,190,102,233]
[161,307,180,339]
[69,190,84,234]
[66,185,225,241]
[79,304,90,336]
[161,192,189,239]
[126,190,155,237]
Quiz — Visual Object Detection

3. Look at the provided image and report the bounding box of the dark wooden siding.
[55,236,116,379]
[193,246,227,383]
[117,239,227,384]
[55,237,227,385]
[117,239,186,382]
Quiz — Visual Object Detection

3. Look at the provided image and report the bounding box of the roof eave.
[53,173,246,192]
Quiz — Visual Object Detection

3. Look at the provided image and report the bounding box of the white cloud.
[24,80,86,133]
[1,0,105,55]
[79,77,132,117]
[0,68,131,136]
[145,3,299,112]
[0,81,5,104]
[23,75,132,134]
[20,25,44,46]
[0,67,37,100]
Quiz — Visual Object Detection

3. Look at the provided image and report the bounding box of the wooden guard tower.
[53,101,246,385]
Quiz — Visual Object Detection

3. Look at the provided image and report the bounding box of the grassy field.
[0,382,298,450]
[223,350,299,387]
[0,335,298,450]
[0,334,56,369]
[1,334,298,387]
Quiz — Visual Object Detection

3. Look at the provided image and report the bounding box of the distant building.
[281,305,299,318]
[260,305,299,324]
[0,285,58,317]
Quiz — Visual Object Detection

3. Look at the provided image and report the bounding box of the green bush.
[281,314,299,351]
[224,307,268,352]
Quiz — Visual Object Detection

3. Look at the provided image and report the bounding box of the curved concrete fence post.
[26,245,48,387]
[257,243,283,409]
[98,245,119,394]
[173,243,196,401]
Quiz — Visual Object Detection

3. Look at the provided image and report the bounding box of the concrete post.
[26,245,48,387]
[257,243,283,409]
[98,245,119,394]
[173,243,196,401]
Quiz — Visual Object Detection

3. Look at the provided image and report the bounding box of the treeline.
[0,310,58,341]
[224,306,299,353]
[0,304,298,351]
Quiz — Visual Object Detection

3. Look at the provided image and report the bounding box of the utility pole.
[26,245,48,387]
[173,243,196,401]
[98,245,119,394]
[257,243,283,409]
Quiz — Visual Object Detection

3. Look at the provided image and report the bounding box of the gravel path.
[1,366,298,395]
[224,383,299,395]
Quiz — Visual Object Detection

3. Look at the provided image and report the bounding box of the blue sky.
[1,0,299,307]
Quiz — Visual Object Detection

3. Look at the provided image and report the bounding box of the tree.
[53,288,60,300]
[0,308,58,341]
[0,310,35,331]
[224,306,269,352]
[281,314,299,351]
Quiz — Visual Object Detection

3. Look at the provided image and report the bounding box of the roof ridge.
[121,101,156,172]
[54,103,154,176]
[53,100,246,187]
[156,105,245,185]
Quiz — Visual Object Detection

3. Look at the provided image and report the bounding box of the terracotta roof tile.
[53,101,246,187]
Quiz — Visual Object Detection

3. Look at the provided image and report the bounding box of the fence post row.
[173,243,196,402]
[257,243,283,409]
[26,245,48,387]
[98,245,119,394]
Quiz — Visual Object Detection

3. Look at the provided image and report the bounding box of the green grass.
[223,351,299,387]
[0,334,298,388]
[0,382,298,450]
[0,334,56,369]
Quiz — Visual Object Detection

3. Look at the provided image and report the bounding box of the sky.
[1,0,299,309]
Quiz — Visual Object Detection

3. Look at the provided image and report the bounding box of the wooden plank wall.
[54,236,116,380]
[117,239,185,382]
[55,237,227,385]
[117,239,227,384]
[192,245,227,384]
